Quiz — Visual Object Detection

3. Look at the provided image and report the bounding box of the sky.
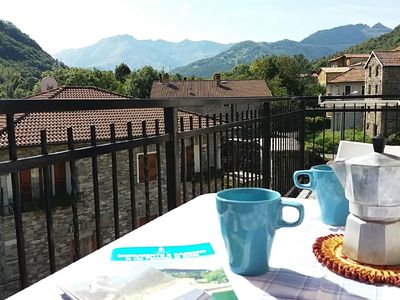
[1,0,400,55]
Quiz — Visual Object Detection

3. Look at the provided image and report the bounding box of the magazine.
[59,242,237,300]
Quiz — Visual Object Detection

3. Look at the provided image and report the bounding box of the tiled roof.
[28,86,129,100]
[373,50,400,66]
[329,54,369,62]
[327,68,365,83]
[318,67,350,74]
[0,86,129,130]
[150,80,272,98]
[0,86,206,148]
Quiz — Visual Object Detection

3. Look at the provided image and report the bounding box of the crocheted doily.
[312,234,400,286]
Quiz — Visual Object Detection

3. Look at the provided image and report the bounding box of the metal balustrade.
[1,94,400,297]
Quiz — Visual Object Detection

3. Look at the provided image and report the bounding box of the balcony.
[1,94,400,298]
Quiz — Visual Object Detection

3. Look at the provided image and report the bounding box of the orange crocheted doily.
[312,234,400,286]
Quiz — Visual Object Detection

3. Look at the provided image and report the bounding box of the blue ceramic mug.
[216,188,304,276]
[293,164,349,226]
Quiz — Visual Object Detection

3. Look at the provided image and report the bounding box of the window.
[375,85,378,94]
[361,86,365,95]
[368,85,371,94]
[375,66,379,77]
[16,162,69,203]
[368,66,372,77]
[54,161,67,194]
[345,86,351,95]
[138,152,158,183]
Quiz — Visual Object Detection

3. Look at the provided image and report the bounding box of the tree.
[124,66,160,98]
[222,64,253,80]
[115,63,131,82]
[42,67,125,95]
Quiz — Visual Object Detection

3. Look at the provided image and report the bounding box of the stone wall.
[0,204,94,299]
[383,67,400,95]
[364,57,400,136]
[365,56,383,95]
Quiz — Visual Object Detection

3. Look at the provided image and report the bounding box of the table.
[8,193,400,300]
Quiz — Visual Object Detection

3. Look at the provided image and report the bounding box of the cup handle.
[277,199,304,228]
[293,170,315,190]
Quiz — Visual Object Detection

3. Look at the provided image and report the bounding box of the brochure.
[59,242,237,300]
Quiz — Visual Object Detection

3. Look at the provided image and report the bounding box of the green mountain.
[173,23,392,78]
[54,35,232,71]
[310,25,400,72]
[301,23,391,50]
[173,40,336,78]
[345,25,400,53]
[0,20,60,98]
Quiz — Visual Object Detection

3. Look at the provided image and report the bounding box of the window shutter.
[19,169,32,202]
[139,153,158,183]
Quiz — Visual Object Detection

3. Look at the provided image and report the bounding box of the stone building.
[364,50,400,135]
[0,85,218,298]
[150,74,271,178]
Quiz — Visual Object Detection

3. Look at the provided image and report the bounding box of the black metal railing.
[1,94,400,298]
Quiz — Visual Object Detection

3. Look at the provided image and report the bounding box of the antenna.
[40,77,58,93]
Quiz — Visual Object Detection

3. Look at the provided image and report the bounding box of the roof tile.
[0,86,207,148]
[150,80,272,98]
[327,67,365,83]
[374,51,400,67]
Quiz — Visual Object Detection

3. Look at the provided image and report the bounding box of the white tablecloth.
[8,193,400,300]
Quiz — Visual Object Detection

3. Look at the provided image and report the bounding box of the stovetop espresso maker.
[330,136,400,265]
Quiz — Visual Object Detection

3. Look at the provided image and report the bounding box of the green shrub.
[305,129,371,155]
[305,116,326,132]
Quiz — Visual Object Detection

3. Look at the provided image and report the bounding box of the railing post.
[6,114,28,288]
[164,107,180,210]
[262,102,271,188]
[299,100,306,170]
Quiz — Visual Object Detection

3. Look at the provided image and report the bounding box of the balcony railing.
[1,94,400,298]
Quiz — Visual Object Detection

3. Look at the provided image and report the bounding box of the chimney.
[213,73,221,86]
[163,73,170,82]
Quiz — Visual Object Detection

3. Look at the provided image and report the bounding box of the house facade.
[325,67,366,130]
[317,67,350,86]
[0,85,219,298]
[364,50,400,135]
[150,74,271,182]
[326,67,365,96]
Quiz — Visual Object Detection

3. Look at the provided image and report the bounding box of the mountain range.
[54,35,231,71]
[54,23,392,77]
[173,23,392,77]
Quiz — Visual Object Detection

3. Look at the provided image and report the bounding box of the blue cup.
[216,188,304,276]
[293,164,349,226]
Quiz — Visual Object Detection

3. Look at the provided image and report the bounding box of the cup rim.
[216,187,281,204]
[311,164,332,172]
